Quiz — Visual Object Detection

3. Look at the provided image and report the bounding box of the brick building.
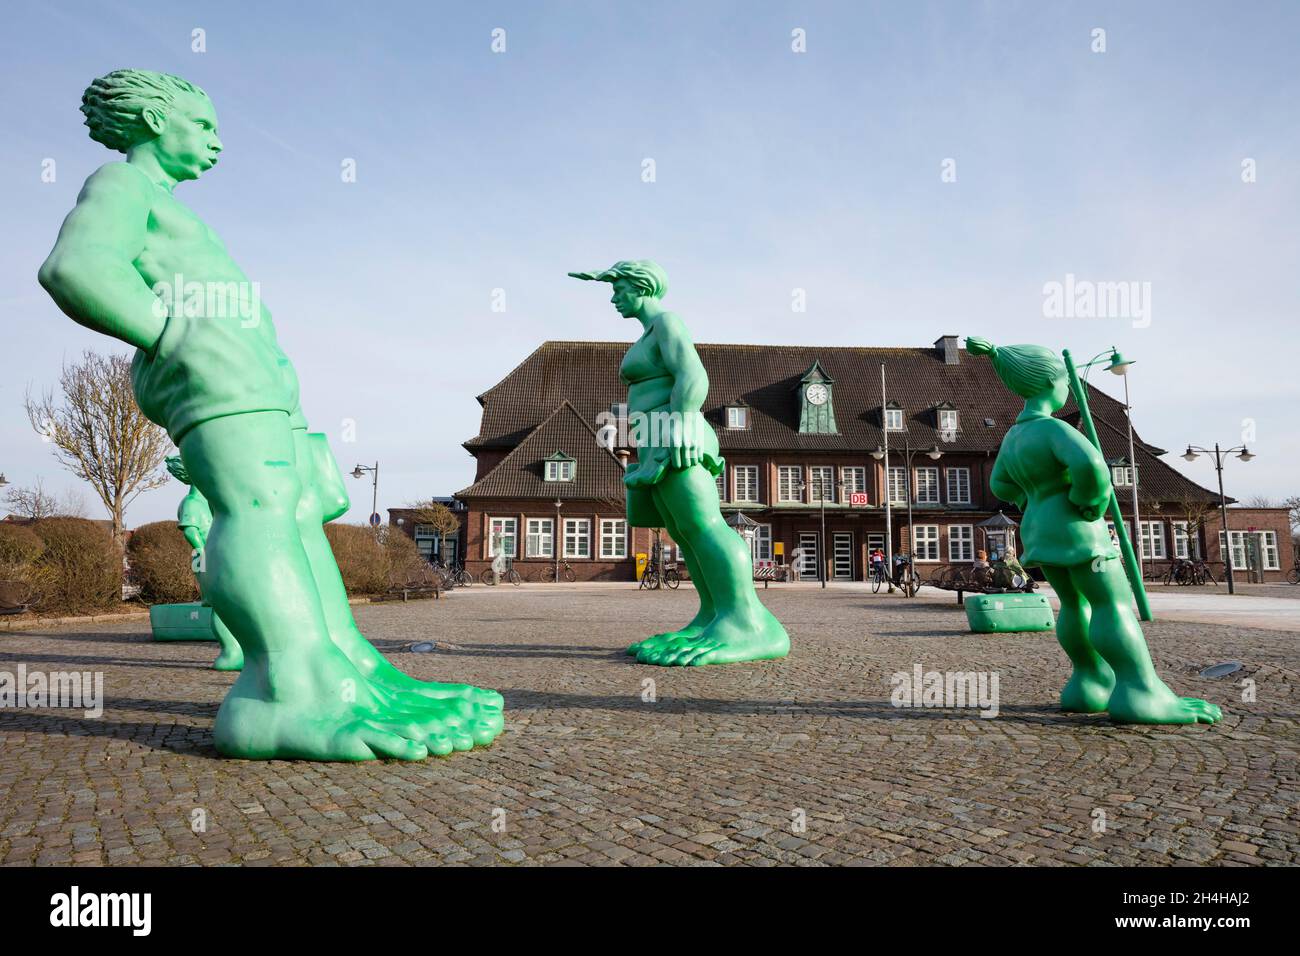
[452,337,1292,583]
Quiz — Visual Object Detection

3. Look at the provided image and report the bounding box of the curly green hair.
[568,259,668,299]
[81,69,207,153]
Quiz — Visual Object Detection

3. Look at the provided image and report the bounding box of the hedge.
[28,517,121,614]
[127,520,199,605]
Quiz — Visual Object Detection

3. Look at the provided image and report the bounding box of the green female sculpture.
[165,455,243,671]
[967,337,1221,725]
[39,70,504,759]
[570,261,790,665]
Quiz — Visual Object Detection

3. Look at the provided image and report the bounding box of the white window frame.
[1260,531,1280,570]
[778,465,803,503]
[545,458,576,482]
[1139,520,1166,560]
[1171,521,1191,559]
[599,518,627,559]
[751,523,773,563]
[945,467,971,505]
[726,406,749,429]
[487,517,517,558]
[884,407,903,431]
[1110,465,1135,487]
[734,465,759,503]
[914,467,940,504]
[809,465,836,503]
[563,518,591,559]
[913,525,940,562]
[525,517,554,558]
[840,466,866,500]
[716,470,726,501]
[948,524,974,562]
[938,409,959,433]
[888,466,907,505]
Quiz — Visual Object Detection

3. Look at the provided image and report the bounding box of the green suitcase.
[965,593,1055,633]
[149,602,217,641]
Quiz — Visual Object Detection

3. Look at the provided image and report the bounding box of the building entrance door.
[833,532,853,580]
[798,532,820,581]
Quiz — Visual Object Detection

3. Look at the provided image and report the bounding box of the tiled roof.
[456,400,626,501]
[463,340,1219,503]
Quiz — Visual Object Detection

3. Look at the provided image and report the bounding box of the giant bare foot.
[1059,661,1115,713]
[330,619,504,710]
[213,645,504,761]
[629,610,715,654]
[631,606,789,666]
[1106,679,1222,725]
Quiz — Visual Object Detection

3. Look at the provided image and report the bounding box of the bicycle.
[1288,566,1300,585]
[638,560,680,590]
[479,557,522,586]
[433,559,473,588]
[892,553,923,596]
[538,560,577,583]
[869,561,888,593]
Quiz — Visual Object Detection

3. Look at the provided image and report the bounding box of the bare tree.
[2,476,89,519]
[404,499,462,547]
[1169,493,1217,561]
[1243,494,1280,509]
[24,351,170,547]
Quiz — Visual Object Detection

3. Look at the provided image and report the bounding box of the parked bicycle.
[1286,565,1299,585]
[538,559,577,583]
[479,556,522,586]
[1162,558,1219,586]
[431,559,473,588]
[638,557,680,590]
[892,552,923,596]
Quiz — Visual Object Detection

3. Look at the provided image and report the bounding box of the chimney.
[934,334,960,365]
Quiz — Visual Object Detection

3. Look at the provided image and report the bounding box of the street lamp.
[1182,443,1254,594]
[872,440,941,597]
[0,473,8,488]
[1080,347,1144,577]
[350,461,380,528]
[554,497,562,583]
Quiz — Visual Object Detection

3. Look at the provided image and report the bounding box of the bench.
[384,565,442,602]
[0,580,38,616]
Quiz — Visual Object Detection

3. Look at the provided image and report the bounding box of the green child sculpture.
[39,70,504,759]
[966,337,1221,725]
[165,455,243,671]
[569,261,790,665]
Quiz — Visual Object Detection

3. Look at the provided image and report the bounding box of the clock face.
[806,383,829,406]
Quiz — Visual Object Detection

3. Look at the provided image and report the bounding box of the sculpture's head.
[966,337,1069,410]
[164,455,191,485]
[568,260,668,318]
[81,70,221,181]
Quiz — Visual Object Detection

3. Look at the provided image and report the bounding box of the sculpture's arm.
[1050,424,1112,521]
[37,163,164,352]
[180,525,205,552]
[989,456,1026,510]
[654,311,710,469]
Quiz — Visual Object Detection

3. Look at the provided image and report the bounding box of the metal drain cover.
[409,641,436,653]
[1198,661,1243,678]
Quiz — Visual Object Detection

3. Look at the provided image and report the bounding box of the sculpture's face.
[145,91,222,182]
[610,277,642,317]
[1042,374,1069,412]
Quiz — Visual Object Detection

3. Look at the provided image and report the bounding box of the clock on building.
[806,383,828,406]
[797,361,838,434]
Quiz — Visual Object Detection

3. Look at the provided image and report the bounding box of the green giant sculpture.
[165,455,243,670]
[39,70,504,759]
[966,337,1221,724]
[570,261,790,665]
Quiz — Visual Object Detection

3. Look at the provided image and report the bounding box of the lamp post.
[0,473,8,489]
[350,461,379,528]
[879,364,893,592]
[1182,443,1254,594]
[554,497,562,583]
[873,439,941,597]
[809,473,846,589]
[1081,347,1140,574]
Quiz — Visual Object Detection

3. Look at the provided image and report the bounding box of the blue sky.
[1,0,1296,525]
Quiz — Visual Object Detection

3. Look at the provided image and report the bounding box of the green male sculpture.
[966,337,1221,725]
[39,70,504,759]
[165,455,243,670]
[570,261,790,665]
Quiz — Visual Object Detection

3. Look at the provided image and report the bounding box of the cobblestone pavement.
[1,585,1295,866]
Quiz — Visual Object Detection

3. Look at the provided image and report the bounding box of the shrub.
[127,521,199,604]
[325,523,389,595]
[0,522,45,565]
[29,517,120,614]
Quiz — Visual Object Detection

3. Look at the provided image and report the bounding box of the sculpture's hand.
[669,411,707,469]
[181,525,205,553]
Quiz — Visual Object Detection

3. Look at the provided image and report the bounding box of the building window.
[884,407,903,431]
[545,457,576,482]
[914,467,939,504]
[525,518,553,558]
[1261,531,1280,570]
[913,525,940,562]
[946,467,971,504]
[1111,465,1135,487]
[1171,521,1192,559]
[751,523,773,563]
[1139,521,1166,560]
[938,409,959,434]
[778,465,803,502]
[599,518,627,559]
[840,466,866,500]
[487,517,517,558]
[716,470,726,500]
[726,406,749,429]
[734,465,759,502]
[888,466,907,504]
[1219,531,1248,571]
[563,518,591,558]
[809,465,835,503]
[948,524,974,562]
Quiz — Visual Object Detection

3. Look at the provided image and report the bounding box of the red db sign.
[849,492,869,506]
